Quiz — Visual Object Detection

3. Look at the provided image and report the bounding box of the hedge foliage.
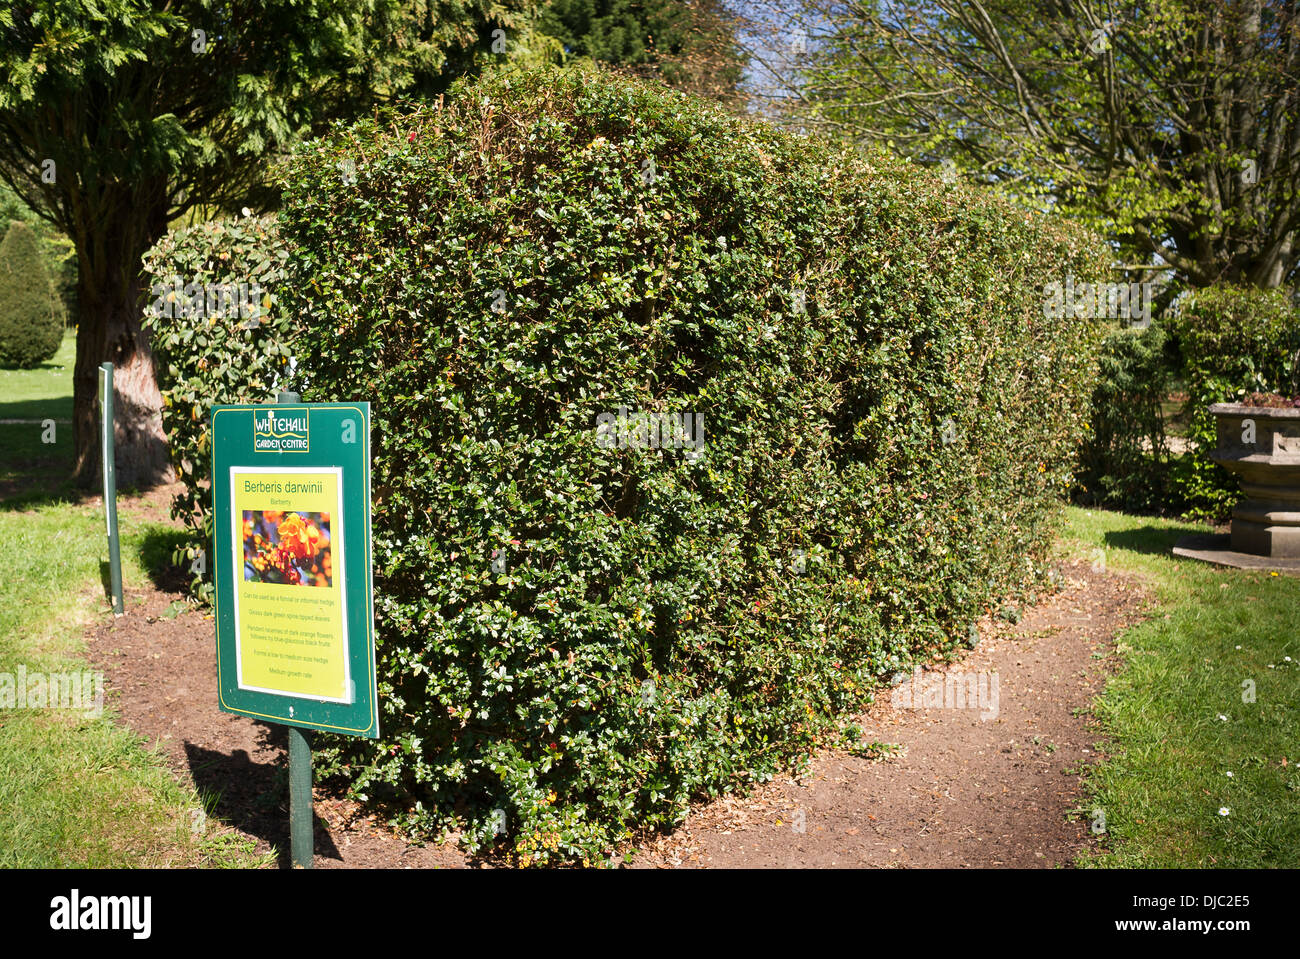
[0,219,64,368]
[1166,284,1300,520]
[248,65,1110,863]
[141,215,294,600]
[1075,324,1171,512]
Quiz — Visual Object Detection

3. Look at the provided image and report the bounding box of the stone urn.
[1209,403,1300,558]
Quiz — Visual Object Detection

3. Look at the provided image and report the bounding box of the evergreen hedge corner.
[151,64,1110,863]
[0,219,65,369]
[141,214,295,601]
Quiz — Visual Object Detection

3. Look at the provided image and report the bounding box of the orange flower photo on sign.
[242,510,333,587]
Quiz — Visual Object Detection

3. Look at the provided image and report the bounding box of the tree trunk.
[70,248,173,491]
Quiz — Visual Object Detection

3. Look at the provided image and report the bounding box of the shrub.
[1166,284,1300,521]
[0,184,77,328]
[1075,323,1172,512]
[0,220,65,368]
[257,65,1110,863]
[141,215,294,600]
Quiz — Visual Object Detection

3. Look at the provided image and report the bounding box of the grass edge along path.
[1063,506,1300,868]
[0,491,270,868]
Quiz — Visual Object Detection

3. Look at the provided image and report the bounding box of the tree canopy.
[538,0,746,102]
[0,0,532,485]
[761,0,1300,290]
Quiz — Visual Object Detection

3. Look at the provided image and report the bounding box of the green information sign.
[212,401,379,738]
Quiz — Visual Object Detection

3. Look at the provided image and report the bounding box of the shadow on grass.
[138,526,193,593]
[184,737,343,869]
[1103,522,1214,557]
[94,528,191,602]
[0,474,86,511]
[0,438,83,510]
[0,350,80,507]
[98,559,114,607]
[0,410,170,511]
[0,407,75,505]
[0,395,74,421]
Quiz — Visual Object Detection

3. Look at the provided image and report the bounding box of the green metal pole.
[276,389,313,868]
[99,363,124,616]
[288,725,313,868]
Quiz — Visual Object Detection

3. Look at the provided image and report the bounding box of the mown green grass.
[1062,506,1300,867]
[0,496,270,866]
[0,337,269,867]
[0,327,75,408]
[0,329,76,491]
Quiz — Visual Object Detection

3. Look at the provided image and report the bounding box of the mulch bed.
[86,550,1148,868]
[86,582,466,868]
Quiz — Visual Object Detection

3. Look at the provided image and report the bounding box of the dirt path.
[87,540,1147,868]
[631,560,1149,868]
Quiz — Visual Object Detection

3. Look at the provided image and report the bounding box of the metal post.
[277,389,312,868]
[288,725,313,868]
[99,363,124,616]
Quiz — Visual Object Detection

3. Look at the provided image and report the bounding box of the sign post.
[98,363,124,616]
[211,394,378,869]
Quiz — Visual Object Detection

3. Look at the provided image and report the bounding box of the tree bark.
[69,205,173,491]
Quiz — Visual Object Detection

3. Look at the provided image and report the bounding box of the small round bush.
[0,220,65,368]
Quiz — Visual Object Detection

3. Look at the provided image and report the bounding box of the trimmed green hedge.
[260,65,1108,863]
[1167,284,1300,520]
[141,215,294,599]
[0,220,64,369]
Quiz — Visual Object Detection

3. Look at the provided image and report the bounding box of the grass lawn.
[1063,506,1300,867]
[0,494,271,866]
[0,333,267,867]
[0,327,75,413]
[0,329,76,496]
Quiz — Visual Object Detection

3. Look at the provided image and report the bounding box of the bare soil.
[632,559,1149,868]
[86,585,466,869]
[86,531,1148,868]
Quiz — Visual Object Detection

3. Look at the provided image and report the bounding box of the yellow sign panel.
[230,467,351,703]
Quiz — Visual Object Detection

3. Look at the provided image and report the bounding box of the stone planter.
[1209,403,1300,558]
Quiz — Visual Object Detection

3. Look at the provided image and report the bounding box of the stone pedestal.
[1209,404,1300,559]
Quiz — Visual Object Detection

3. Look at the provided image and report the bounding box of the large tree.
[0,0,529,487]
[750,0,1300,291]
[537,0,747,104]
